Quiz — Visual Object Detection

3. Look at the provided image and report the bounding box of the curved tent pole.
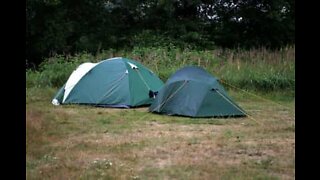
[135,69,151,90]
[150,80,188,112]
[95,72,128,105]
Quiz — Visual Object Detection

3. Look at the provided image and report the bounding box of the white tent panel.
[62,62,98,102]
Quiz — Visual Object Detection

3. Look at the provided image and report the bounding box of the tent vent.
[128,62,138,69]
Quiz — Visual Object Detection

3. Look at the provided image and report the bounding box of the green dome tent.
[149,66,246,117]
[52,57,164,108]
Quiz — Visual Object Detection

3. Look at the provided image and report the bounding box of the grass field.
[26,87,295,179]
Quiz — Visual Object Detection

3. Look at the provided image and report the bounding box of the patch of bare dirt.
[26,110,44,130]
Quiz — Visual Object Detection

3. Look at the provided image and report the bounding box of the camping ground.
[27,88,294,179]
[26,47,295,179]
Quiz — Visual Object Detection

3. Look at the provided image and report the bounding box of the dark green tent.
[149,66,246,117]
[52,57,164,108]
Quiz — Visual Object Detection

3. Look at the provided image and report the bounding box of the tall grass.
[26,46,295,91]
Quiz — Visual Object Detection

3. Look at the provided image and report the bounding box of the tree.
[26,0,295,67]
[200,0,295,48]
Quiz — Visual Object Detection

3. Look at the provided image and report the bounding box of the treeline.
[26,0,295,67]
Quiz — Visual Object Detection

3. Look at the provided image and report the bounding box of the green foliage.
[27,53,94,88]
[131,30,185,48]
[27,0,294,66]
[219,64,295,91]
[26,47,295,92]
[207,0,295,48]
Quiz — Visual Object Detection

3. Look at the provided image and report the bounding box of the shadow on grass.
[144,112,246,125]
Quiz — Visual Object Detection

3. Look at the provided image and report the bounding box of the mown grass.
[26,87,294,179]
[26,46,294,92]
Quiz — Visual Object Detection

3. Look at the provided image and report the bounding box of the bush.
[26,53,94,88]
[26,46,295,92]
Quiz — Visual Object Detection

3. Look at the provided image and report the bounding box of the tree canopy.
[26,0,295,66]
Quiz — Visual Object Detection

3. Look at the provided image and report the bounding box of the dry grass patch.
[26,88,295,179]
